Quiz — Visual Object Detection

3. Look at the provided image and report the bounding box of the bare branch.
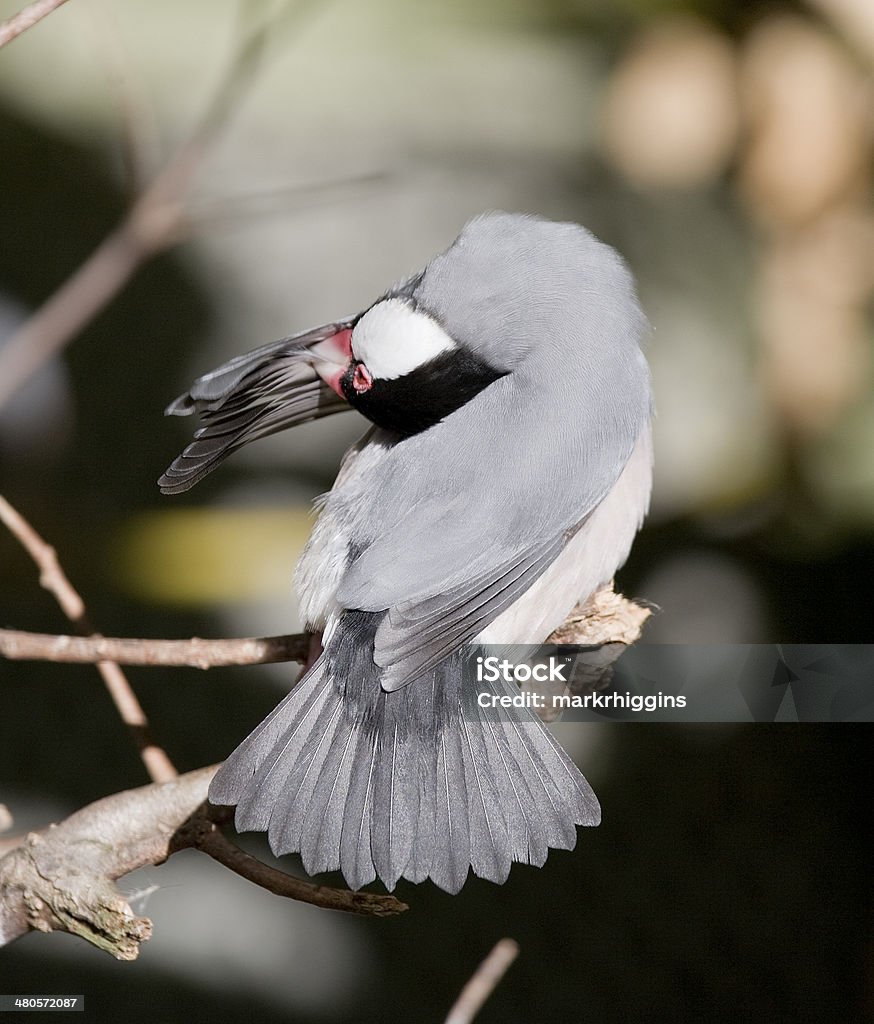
[0,768,214,955]
[0,767,406,958]
[0,495,85,624]
[0,494,177,784]
[186,170,389,229]
[0,1,295,410]
[0,0,70,50]
[445,938,520,1024]
[0,628,309,668]
[0,588,650,671]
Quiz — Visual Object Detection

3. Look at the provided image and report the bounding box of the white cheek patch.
[352,298,456,380]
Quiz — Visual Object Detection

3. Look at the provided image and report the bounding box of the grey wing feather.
[159,321,353,494]
[166,321,353,412]
[160,374,346,494]
[376,533,568,689]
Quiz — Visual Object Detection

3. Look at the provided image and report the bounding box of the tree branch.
[0,494,177,784]
[0,628,309,668]
[0,766,407,958]
[0,0,70,50]
[444,938,520,1024]
[0,587,650,671]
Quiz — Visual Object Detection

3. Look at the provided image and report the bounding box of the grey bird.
[159,212,653,893]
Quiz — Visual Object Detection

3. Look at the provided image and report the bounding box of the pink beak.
[309,328,353,398]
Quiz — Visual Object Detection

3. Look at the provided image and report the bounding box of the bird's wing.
[337,364,650,688]
[159,321,354,494]
[375,529,573,686]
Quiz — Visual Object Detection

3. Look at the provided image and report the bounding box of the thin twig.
[0,0,298,410]
[195,829,408,918]
[0,0,70,50]
[187,171,389,229]
[0,628,308,668]
[0,497,84,623]
[0,494,176,784]
[85,0,158,195]
[445,939,520,1024]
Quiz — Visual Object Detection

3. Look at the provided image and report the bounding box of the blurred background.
[0,0,872,1020]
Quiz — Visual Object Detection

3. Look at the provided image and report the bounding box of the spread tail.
[209,653,600,894]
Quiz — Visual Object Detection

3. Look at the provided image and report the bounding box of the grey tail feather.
[458,700,512,884]
[429,722,472,893]
[404,674,438,884]
[338,728,379,889]
[209,648,600,894]
[370,687,421,890]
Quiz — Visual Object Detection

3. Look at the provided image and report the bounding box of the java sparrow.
[159,212,653,893]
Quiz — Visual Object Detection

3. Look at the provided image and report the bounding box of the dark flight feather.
[159,322,352,493]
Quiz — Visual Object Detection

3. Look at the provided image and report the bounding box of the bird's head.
[159,212,647,492]
[306,211,644,436]
[307,294,506,437]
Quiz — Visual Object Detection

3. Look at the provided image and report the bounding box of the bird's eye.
[352,362,373,394]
